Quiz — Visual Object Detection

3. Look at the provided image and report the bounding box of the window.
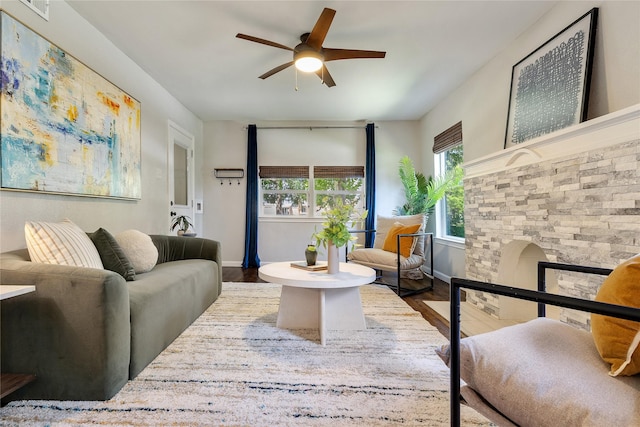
[433,121,464,241]
[259,166,364,217]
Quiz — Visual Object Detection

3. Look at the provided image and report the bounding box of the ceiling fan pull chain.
[295,68,299,92]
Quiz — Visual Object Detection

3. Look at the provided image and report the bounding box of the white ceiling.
[67,1,558,122]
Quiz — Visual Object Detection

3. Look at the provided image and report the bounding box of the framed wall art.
[504,8,598,148]
[0,11,141,199]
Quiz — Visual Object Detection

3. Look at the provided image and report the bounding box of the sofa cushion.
[382,222,421,258]
[25,219,103,269]
[115,230,158,274]
[437,317,640,426]
[127,259,219,378]
[591,254,640,376]
[89,228,136,281]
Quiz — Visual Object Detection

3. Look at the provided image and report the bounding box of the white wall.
[202,120,421,266]
[420,0,640,282]
[0,0,204,251]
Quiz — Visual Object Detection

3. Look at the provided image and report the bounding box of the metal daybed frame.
[347,229,434,297]
[449,261,640,427]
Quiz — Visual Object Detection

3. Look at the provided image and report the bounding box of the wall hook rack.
[213,168,244,185]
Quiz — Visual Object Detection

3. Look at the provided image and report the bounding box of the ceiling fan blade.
[323,48,386,62]
[236,33,294,51]
[305,8,336,50]
[259,61,294,79]
[315,65,336,87]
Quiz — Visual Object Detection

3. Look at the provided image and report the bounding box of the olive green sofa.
[0,235,222,401]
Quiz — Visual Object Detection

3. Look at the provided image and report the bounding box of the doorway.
[168,121,195,235]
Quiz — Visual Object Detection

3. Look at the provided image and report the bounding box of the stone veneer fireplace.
[463,105,639,330]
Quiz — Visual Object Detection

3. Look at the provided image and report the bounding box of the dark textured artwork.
[511,31,585,144]
[504,8,597,148]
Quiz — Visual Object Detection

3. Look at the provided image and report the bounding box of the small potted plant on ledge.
[312,198,367,274]
[171,215,195,236]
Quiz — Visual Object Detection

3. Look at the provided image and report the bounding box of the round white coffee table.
[258,261,376,345]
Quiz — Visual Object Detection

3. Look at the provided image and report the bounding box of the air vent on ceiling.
[19,0,49,21]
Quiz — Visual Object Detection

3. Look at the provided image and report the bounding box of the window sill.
[259,217,323,224]
[434,236,465,250]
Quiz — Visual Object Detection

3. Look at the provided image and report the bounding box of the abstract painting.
[504,8,598,148]
[0,11,141,199]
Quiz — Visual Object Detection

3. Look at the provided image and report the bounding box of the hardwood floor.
[223,266,452,338]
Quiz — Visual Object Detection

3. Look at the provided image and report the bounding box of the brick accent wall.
[464,139,639,329]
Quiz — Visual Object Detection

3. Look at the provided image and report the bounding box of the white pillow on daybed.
[437,317,640,427]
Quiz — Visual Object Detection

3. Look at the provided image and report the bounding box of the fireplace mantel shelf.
[465,103,640,179]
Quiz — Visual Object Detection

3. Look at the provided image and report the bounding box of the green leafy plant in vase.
[312,198,367,274]
[170,215,194,236]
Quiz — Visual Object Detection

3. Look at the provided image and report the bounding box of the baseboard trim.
[433,269,451,284]
[222,261,244,267]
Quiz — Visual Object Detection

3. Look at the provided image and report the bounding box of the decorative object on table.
[312,198,367,274]
[304,244,317,266]
[170,215,194,236]
[0,11,141,199]
[504,8,598,148]
[394,155,463,218]
[289,261,327,271]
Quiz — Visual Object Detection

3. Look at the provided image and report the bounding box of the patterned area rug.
[0,283,491,426]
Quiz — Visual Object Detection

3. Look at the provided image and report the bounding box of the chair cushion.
[437,317,640,426]
[347,248,424,271]
[373,214,425,257]
[591,254,640,376]
[382,222,422,258]
[25,219,103,269]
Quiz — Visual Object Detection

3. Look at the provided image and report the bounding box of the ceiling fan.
[236,7,386,87]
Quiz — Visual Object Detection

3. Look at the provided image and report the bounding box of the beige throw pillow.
[114,230,158,273]
[25,219,103,269]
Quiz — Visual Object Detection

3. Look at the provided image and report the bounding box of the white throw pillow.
[114,230,158,273]
[25,219,103,269]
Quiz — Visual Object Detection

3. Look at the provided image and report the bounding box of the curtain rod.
[244,125,378,130]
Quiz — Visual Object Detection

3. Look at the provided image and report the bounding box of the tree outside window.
[443,145,464,238]
[435,143,464,240]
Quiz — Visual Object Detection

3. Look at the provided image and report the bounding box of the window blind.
[313,166,365,178]
[433,121,463,154]
[258,166,309,178]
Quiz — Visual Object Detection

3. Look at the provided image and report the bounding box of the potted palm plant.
[312,198,367,274]
[394,155,463,217]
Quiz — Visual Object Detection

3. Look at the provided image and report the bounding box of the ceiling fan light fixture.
[294,50,323,72]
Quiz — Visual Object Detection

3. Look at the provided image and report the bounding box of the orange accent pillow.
[382,222,422,258]
[591,254,640,376]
